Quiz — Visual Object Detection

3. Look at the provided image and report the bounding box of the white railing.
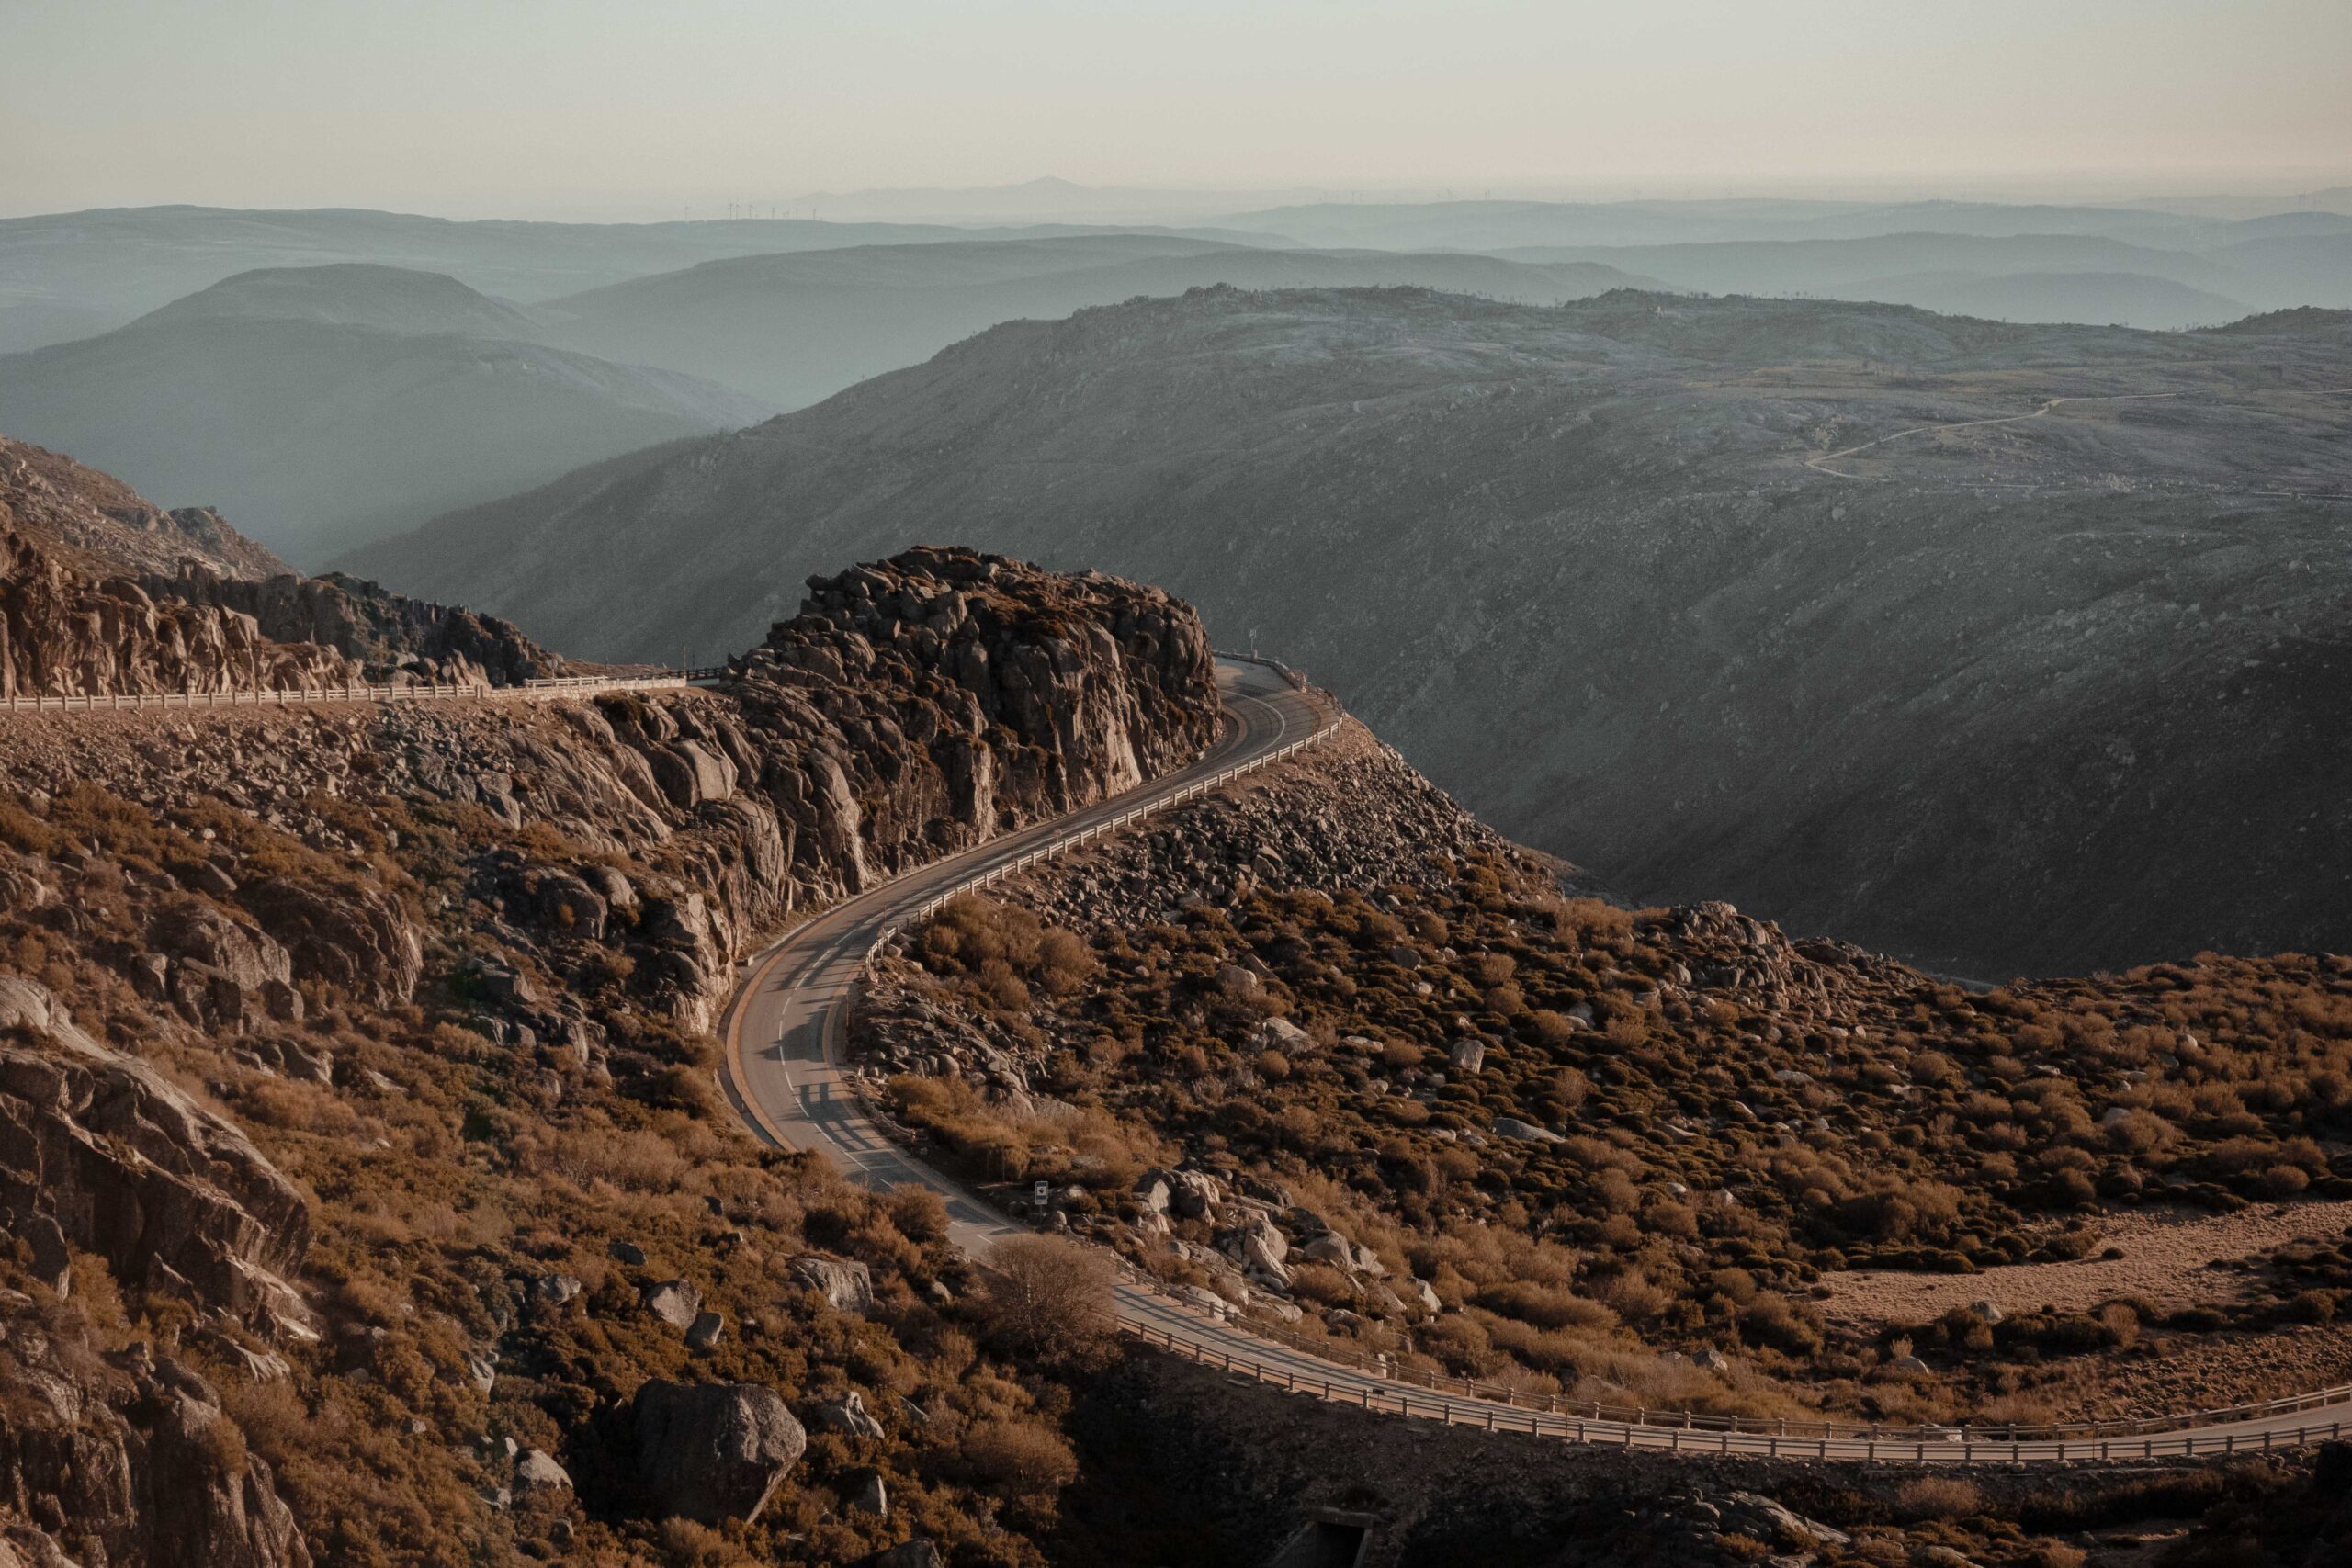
[1126,1312,2352,1461]
[1110,1252,2352,1452]
[0,671,692,715]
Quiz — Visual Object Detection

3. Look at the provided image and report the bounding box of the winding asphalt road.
[718,659,2352,1463]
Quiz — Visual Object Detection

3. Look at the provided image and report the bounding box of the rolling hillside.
[346,288,2352,978]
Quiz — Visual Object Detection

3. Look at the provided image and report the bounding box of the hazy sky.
[5,0,2347,219]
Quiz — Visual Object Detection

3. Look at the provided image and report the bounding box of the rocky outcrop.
[0,525,1224,1555]
[0,530,357,699]
[631,1381,807,1525]
[740,547,1217,842]
[0,975,313,1339]
[983,722,1579,934]
[0,1337,311,1568]
[151,568,566,688]
[237,878,423,1008]
[787,1255,875,1315]
[0,439,363,700]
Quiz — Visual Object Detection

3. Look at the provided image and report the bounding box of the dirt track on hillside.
[1819,1200,2352,1325]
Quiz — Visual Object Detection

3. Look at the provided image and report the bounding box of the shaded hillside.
[1490,231,2271,327]
[350,288,2352,976]
[535,235,1653,407]
[0,265,771,563]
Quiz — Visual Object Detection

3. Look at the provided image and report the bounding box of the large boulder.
[238,877,423,1006]
[650,740,737,809]
[632,1381,807,1525]
[640,1279,702,1329]
[786,1254,874,1314]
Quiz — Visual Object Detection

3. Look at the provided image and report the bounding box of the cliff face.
[0,543,1221,1563]
[0,531,360,699]
[0,435,577,697]
[152,568,567,688]
[744,546,1219,844]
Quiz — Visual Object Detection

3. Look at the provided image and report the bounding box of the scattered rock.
[641,1279,702,1329]
[807,1389,886,1439]
[514,1450,571,1492]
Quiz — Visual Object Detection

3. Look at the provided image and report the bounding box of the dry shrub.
[978,1235,1116,1367]
[886,1184,950,1246]
[960,1417,1079,1496]
[658,1517,758,1567]
[1475,1280,1617,1333]
[1894,1474,1983,1521]
[548,1125,692,1193]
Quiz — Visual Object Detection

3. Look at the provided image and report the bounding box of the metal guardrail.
[1128,1315,2352,1461]
[1,671,692,715]
[1113,1248,2352,1450]
[1212,648,1310,692]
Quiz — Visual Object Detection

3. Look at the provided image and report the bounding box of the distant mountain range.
[343,287,2352,980]
[1478,227,2352,328]
[527,235,1656,407]
[0,203,1267,352]
[0,264,770,563]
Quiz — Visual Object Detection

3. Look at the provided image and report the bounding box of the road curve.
[718,659,2352,1463]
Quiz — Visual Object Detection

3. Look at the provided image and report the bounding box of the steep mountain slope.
[0,204,1272,351]
[535,235,1653,407]
[0,265,772,563]
[4,451,2346,1568]
[349,288,2352,977]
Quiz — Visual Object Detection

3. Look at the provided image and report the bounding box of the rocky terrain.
[349,287,2352,977]
[153,570,570,689]
[7,442,2352,1566]
[854,716,2352,1448]
[0,266,772,563]
[0,436,288,581]
[0,438,1233,1566]
[0,439,580,694]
